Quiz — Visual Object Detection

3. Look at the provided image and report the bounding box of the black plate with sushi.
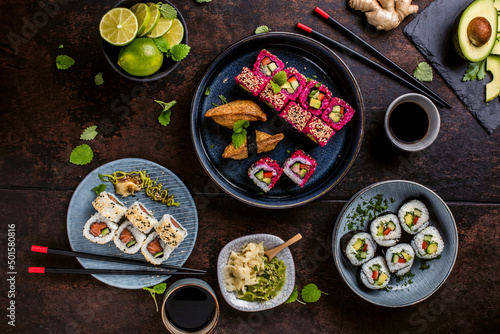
[190,32,364,208]
[332,180,458,307]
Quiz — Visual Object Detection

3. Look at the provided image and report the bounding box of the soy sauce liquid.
[389,102,429,143]
[165,286,216,332]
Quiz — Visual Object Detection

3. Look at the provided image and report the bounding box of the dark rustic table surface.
[1,0,499,333]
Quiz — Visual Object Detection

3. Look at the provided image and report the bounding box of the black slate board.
[404,0,500,134]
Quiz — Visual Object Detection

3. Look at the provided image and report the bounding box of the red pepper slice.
[299,163,310,170]
[263,171,274,178]
[339,106,345,115]
[317,93,325,101]
[413,216,419,224]
[362,244,368,252]
[288,76,297,83]
[422,241,428,250]
[372,270,379,280]
[398,257,406,263]
[383,228,392,235]
[261,57,271,65]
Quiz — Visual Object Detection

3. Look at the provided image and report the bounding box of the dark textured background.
[1,0,499,333]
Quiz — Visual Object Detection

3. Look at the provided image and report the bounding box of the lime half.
[129,3,151,36]
[164,18,184,46]
[141,3,160,36]
[147,17,173,38]
[99,8,138,46]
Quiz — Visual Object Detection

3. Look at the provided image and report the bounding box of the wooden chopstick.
[313,7,451,109]
[296,23,447,108]
[28,267,205,275]
[31,245,206,273]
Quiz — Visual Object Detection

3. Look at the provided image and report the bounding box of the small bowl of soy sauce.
[384,93,440,152]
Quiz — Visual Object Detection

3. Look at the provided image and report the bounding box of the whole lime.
[117,38,163,77]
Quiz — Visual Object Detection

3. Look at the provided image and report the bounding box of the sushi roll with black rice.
[83,213,118,245]
[113,221,146,254]
[360,256,391,290]
[370,213,401,247]
[398,199,430,234]
[411,226,444,259]
[342,232,376,266]
[385,243,415,276]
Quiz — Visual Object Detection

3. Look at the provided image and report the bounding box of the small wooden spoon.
[264,233,302,260]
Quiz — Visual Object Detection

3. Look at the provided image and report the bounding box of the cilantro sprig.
[462,60,486,82]
[155,99,177,126]
[413,60,433,82]
[232,120,250,148]
[143,283,167,312]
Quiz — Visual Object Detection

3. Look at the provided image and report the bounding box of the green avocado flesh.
[486,55,500,101]
[454,0,498,62]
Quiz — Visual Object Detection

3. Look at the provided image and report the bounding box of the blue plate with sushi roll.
[66,158,198,289]
[190,32,364,209]
[332,180,458,307]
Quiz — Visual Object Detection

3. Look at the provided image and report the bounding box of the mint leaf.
[285,286,298,304]
[80,125,98,140]
[170,44,190,61]
[209,144,214,149]
[153,37,170,53]
[204,87,211,96]
[233,120,250,133]
[157,3,177,20]
[272,71,287,86]
[98,173,105,182]
[413,61,433,82]
[255,25,269,34]
[70,144,93,165]
[58,45,63,49]
[232,130,246,148]
[91,184,106,195]
[463,60,486,82]
[270,81,281,94]
[143,282,167,312]
[218,94,228,104]
[155,100,177,126]
[301,284,327,303]
[94,72,104,85]
[56,55,75,70]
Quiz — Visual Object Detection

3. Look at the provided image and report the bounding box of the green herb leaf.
[170,44,190,61]
[301,284,327,303]
[272,71,287,86]
[312,75,317,79]
[80,125,98,141]
[56,55,75,70]
[255,25,269,34]
[218,94,228,104]
[98,173,105,182]
[463,60,486,81]
[153,36,170,53]
[70,144,93,165]
[204,87,211,96]
[58,45,63,49]
[233,120,250,133]
[155,100,177,126]
[253,265,258,271]
[232,130,246,148]
[212,103,219,107]
[157,3,177,20]
[270,81,281,93]
[285,285,298,304]
[143,283,167,312]
[209,144,214,149]
[91,184,106,195]
[413,61,433,82]
[94,72,104,86]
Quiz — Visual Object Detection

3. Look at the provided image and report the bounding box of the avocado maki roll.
[398,199,430,235]
[322,97,356,131]
[280,67,307,100]
[370,213,401,247]
[411,226,444,259]
[283,150,317,187]
[141,232,173,265]
[303,117,335,147]
[83,213,118,245]
[235,67,267,97]
[298,80,331,116]
[248,156,283,192]
[92,191,127,223]
[125,201,158,234]
[259,82,289,111]
[360,256,391,290]
[279,101,312,132]
[385,243,415,276]
[253,49,285,80]
[342,232,376,266]
[113,221,146,254]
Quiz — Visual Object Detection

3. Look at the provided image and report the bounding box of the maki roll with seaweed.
[398,199,430,235]
[298,80,331,115]
[279,102,312,132]
[385,243,415,276]
[92,191,127,223]
[283,150,317,187]
[259,82,289,111]
[235,67,267,97]
[322,97,356,131]
[253,49,285,80]
[303,117,335,147]
[280,67,307,100]
[360,256,391,290]
[113,221,146,254]
[248,156,283,192]
[125,201,158,234]
[411,226,444,259]
[83,213,118,245]
[342,232,376,266]
[141,232,173,265]
[155,214,188,250]
[370,213,401,247]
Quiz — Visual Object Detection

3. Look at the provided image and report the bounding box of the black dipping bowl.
[101,0,188,82]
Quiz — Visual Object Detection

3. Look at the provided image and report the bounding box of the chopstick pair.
[297,7,451,109]
[29,245,206,276]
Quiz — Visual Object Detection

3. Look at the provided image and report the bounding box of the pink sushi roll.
[259,82,289,111]
[279,101,312,132]
[281,67,307,101]
[235,67,267,97]
[322,97,356,131]
[253,49,285,81]
[248,156,283,192]
[283,150,317,187]
[298,80,332,116]
[303,117,335,147]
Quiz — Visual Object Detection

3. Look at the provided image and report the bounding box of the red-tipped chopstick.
[31,245,206,273]
[296,23,446,108]
[28,267,204,275]
[314,7,451,109]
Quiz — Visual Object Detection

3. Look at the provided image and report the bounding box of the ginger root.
[349,0,419,31]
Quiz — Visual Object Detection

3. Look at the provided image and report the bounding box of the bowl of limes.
[100,0,188,81]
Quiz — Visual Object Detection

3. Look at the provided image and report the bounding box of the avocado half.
[453,0,498,62]
[486,55,500,101]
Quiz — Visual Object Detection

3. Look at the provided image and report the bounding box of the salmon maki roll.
[125,201,158,234]
[141,232,173,265]
[155,214,188,250]
[113,221,146,254]
[298,80,332,116]
[92,191,127,223]
[322,97,356,131]
[83,213,118,245]
[235,67,267,97]
[253,49,285,81]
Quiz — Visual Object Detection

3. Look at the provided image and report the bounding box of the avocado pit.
[467,17,492,47]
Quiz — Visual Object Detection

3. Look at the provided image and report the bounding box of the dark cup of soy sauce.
[384,93,440,152]
[161,279,219,334]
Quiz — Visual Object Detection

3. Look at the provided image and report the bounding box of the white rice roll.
[141,232,173,265]
[411,226,444,259]
[398,199,430,234]
[360,256,391,290]
[370,213,401,247]
[92,191,127,223]
[155,214,188,250]
[125,201,158,234]
[385,243,415,276]
[344,232,376,266]
[83,213,118,244]
[113,221,146,254]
